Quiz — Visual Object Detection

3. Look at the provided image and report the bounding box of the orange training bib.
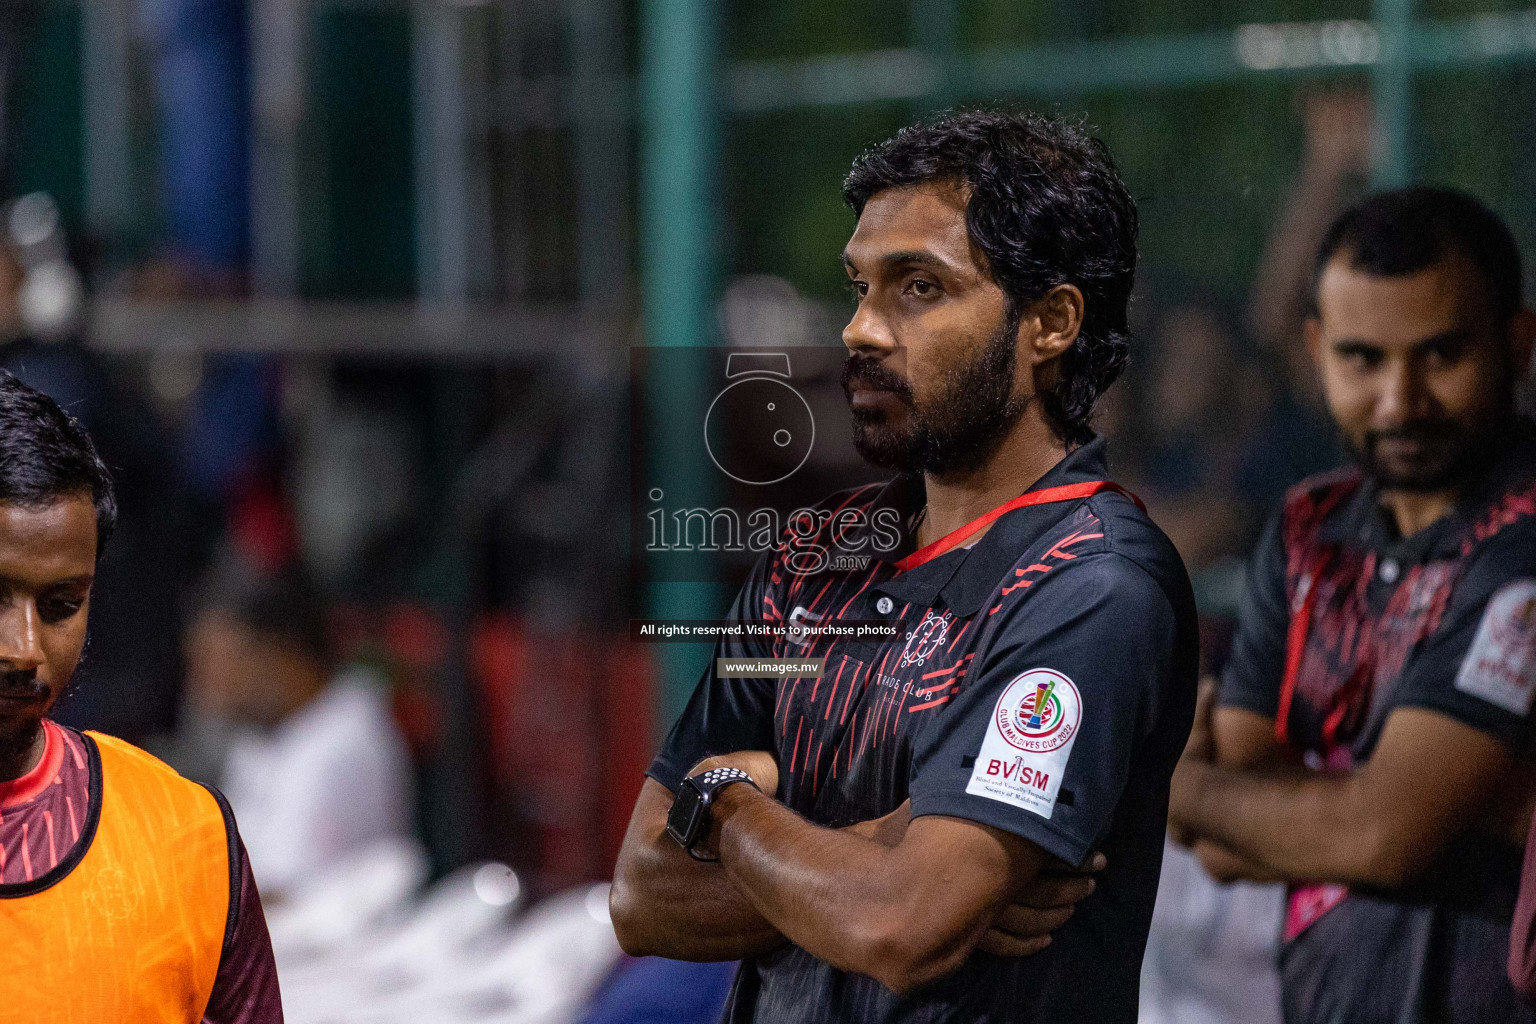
[0,732,231,1024]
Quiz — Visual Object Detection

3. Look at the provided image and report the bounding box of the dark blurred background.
[1,1,1533,1019]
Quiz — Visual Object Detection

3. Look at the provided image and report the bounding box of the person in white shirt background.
[184,554,415,899]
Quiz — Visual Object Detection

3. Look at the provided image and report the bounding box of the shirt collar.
[1316,417,1536,563]
[871,435,1115,618]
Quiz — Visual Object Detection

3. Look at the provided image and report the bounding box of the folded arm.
[1172,705,1513,888]
[709,781,1046,995]
[610,777,790,961]
[1182,703,1303,883]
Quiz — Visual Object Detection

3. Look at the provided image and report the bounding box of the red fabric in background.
[1510,813,1536,1007]
[471,616,653,893]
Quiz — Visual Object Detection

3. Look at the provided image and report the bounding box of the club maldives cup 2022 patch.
[966,668,1082,818]
[1455,579,1536,716]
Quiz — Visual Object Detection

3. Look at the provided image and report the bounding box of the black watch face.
[666,782,706,848]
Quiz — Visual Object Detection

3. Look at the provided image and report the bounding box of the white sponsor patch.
[1455,580,1536,715]
[965,668,1082,818]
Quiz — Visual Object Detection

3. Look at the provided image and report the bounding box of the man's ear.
[1022,284,1084,366]
[1508,306,1536,378]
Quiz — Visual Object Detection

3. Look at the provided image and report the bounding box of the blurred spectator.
[1136,90,1369,1024]
[135,0,250,295]
[1131,300,1261,575]
[1248,90,1374,359]
[185,553,414,898]
[1238,89,1366,508]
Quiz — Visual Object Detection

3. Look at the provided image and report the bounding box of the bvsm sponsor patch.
[965,668,1082,818]
[1455,579,1536,715]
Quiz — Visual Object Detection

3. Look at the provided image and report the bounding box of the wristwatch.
[666,766,760,861]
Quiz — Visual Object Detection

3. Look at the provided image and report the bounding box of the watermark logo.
[633,345,897,589]
[704,353,816,485]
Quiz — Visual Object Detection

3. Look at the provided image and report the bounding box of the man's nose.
[0,602,45,673]
[842,301,895,356]
[1374,357,1434,427]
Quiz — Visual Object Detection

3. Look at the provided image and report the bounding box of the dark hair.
[843,109,1139,445]
[1312,187,1523,323]
[0,369,116,555]
[194,553,331,665]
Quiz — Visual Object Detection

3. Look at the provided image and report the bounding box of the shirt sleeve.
[646,551,783,793]
[1389,532,1536,749]
[202,834,283,1024]
[1218,507,1289,720]
[906,553,1179,866]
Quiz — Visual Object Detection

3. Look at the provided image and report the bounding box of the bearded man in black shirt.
[612,110,1198,1024]
[1171,188,1536,1023]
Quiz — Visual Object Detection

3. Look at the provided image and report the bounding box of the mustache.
[1364,421,1461,446]
[0,668,44,700]
[840,356,913,401]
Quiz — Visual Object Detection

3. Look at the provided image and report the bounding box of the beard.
[841,309,1030,477]
[1348,412,1504,493]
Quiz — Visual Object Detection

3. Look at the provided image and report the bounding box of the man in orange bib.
[0,369,282,1023]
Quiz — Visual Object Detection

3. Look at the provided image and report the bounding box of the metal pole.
[639,0,723,723]
[412,1,470,303]
[909,0,960,110]
[1372,0,1414,187]
[569,0,630,308]
[250,0,308,295]
[81,0,133,237]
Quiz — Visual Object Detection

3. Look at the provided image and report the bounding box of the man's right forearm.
[609,778,914,960]
[609,778,787,961]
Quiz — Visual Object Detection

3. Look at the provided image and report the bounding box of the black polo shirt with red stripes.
[649,436,1200,1024]
[1219,418,1536,1024]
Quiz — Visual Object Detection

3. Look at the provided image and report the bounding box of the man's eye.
[39,597,82,623]
[908,279,938,297]
[847,281,867,303]
[1424,343,1463,367]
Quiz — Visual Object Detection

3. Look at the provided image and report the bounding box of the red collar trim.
[0,720,64,809]
[894,481,1143,572]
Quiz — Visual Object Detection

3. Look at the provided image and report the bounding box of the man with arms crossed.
[612,110,1198,1022]
[1171,188,1536,1023]
[0,370,282,1022]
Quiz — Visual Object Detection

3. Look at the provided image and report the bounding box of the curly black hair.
[843,109,1139,446]
[0,369,117,556]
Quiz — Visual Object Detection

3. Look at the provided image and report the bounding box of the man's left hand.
[978,852,1105,956]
